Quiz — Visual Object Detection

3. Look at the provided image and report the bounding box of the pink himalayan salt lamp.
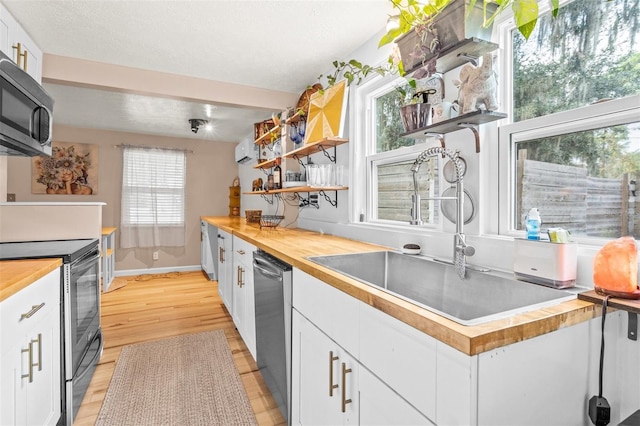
[593,236,640,298]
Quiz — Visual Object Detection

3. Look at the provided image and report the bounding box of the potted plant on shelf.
[380,0,559,75]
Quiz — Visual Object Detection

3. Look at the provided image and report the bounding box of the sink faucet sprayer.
[410,146,475,279]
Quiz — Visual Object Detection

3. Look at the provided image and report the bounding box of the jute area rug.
[96,330,258,426]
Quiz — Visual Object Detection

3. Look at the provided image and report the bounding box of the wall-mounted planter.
[396,0,498,75]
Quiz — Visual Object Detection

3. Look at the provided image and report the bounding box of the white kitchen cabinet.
[359,301,438,422]
[217,229,233,311]
[293,266,602,425]
[292,268,433,425]
[359,366,435,426]
[292,310,359,425]
[231,235,256,360]
[0,3,43,82]
[292,268,359,356]
[0,268,61,426]
[476,319,592,426]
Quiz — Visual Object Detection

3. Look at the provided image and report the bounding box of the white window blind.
[120,146,186,248]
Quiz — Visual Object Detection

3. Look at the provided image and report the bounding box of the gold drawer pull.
[20,303,45,320]
[341,362,352,413]
[329,351,339,396]
[237,249,245,255]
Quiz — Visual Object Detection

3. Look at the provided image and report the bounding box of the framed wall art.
[31,141,98,194]
[303,79,349,144]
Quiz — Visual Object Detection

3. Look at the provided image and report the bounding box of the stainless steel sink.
[306,251,576,326]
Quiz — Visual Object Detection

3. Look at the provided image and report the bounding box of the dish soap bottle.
[525,208,541,240]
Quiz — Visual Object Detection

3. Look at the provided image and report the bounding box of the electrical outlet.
[6,193,15,202]
[153,251,159,261]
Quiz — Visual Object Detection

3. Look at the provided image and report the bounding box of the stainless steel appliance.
[200,219,217,280]
[253,250,292,424]
[0,50,53,157]
[0,239,102,426]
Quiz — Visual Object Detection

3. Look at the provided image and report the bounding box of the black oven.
[0,238,102,426]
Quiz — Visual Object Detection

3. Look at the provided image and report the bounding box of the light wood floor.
[74,271,285,426]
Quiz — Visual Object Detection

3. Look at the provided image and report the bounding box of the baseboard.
[114,265,201,277]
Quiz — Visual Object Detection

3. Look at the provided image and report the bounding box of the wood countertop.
[0,258,62,302]
[203,216,598,355]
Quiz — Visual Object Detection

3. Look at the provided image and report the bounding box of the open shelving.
[400,110,507,153]
[404,37,499,77]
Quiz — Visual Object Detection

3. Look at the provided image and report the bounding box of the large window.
[500,0,640,240]
[360,75,440,225]
[120,146,187,248]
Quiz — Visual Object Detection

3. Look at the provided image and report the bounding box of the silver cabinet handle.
[20,303,45,320]
[33,333,42,372]
[237,265,245,287]
[341,362,353,413]
[21,343,33,382]
[21,333,43,383]
[329,351,339,397]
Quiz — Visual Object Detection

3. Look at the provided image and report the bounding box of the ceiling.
[3,0,392,143]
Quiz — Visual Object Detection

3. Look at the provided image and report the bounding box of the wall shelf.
[284,137,348,159]
[400,110,507,153]
[405,37,499,77]
[254,158,278,170]
[244,186,348,195]
[254,125,281,146]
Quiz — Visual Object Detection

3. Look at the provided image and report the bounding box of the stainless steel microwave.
[0,50,53,156]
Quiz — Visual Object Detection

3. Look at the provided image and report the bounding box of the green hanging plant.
[379,0,560,49]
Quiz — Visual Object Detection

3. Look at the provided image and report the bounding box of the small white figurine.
[455,53,498,114]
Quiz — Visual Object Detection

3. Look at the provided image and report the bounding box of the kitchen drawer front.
[0,268,60,355]
[232,235,256,265]
[292,268,359,357]
[359,301,437,422]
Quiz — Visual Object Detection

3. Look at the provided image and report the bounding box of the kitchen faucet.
[410,146,475,279]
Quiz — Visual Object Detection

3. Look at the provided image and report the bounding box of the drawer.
[0,268,60,355]
[232,236,256,264]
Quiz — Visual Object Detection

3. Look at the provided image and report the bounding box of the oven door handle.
[75,331,103,382]
[72,250,101,269]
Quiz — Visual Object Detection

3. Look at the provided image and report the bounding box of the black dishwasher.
[253,250,292,424]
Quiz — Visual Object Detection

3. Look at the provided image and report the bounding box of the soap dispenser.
[525,208,541,240]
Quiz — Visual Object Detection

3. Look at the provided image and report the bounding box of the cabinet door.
[359,366,434,426]
[13,25,42,82]
[292,310,358,426]
[25,313,60,426]
[0,268,61,426]
[217,230,232,310]
[232,236,256,360]
[359,301,437,421]
[0,3,14,57]
[0,3,42,82]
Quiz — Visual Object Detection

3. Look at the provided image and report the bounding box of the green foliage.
[381,0,560,46]
[319,59,391,88]
[513,0,640,179]
[379,0,454,47]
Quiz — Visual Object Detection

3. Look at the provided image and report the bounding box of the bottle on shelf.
[273,157,282,190]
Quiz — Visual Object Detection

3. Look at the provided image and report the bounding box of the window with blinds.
[120,146,186,248]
